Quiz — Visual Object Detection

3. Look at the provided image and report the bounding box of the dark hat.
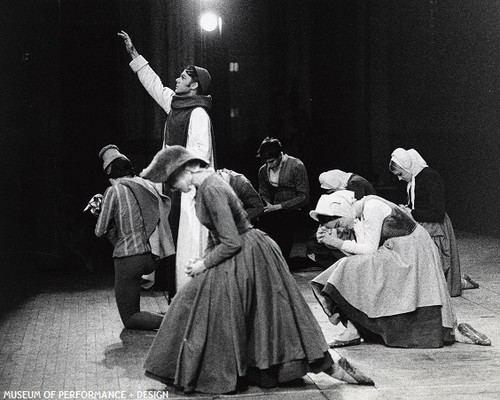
[140,145,208,183]
[194,66,211,93]
[98,144,130,171]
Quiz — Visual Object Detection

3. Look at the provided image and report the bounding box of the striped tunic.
[95,179,150,258]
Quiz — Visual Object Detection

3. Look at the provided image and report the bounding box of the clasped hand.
[185,258,206,277]
[316,226,343,249]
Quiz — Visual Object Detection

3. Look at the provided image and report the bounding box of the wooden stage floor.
[1,231,499,399]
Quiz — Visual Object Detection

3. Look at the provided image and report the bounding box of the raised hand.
[117,30,139,59]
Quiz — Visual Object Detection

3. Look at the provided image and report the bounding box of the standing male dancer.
[118,30,216,296]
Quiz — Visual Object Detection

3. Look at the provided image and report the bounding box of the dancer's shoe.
[328,320,362,348]
[461,274,479,290]
[326,356,374,386]
[456,323,491,346]
[329,337,363,348]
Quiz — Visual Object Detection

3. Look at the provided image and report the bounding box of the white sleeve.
[186,107,213,166]
[129,55,174,114]
[340,199,392,254]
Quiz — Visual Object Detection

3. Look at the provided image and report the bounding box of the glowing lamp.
[200,12,219,32]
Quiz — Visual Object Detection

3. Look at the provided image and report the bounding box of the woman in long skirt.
[139,146,373,394]
[389,147,479,297]
[309,190,490,348]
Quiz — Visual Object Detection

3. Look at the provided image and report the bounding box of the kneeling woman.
[310,191,490,349]
[139,146,373,394]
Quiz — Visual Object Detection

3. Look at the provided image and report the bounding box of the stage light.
[200,12,219,32]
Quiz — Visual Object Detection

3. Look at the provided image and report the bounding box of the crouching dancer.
[310,191,491,348]
[139,145,374,394]
[90,145,175,330]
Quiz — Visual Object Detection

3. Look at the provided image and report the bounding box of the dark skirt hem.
[319,282,454,348]
[146,353,333,395]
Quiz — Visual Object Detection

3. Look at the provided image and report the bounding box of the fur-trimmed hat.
[98,144,130,171]
[194,66,211,94]
[140,145,208,183]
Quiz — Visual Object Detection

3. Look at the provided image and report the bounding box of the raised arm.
[117,30,139,59]
[118,30,174,114]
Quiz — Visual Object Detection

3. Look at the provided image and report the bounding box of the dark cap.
[193,66,211,93]
[98,144,130,171]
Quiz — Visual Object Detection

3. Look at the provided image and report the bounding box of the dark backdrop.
[1,0,499,275]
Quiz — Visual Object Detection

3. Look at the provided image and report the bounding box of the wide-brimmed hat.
[140,145,208,183]
[98,144,130,171]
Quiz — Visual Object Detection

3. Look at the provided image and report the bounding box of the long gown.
[411,167,462,297]
[311,196,456,348]
[144,173,333,394]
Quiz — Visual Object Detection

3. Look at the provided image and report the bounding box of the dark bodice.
[362,195,417,245]
[195,173,253,268]
[196,173,252,236]
[411,167,446,223]
[380,205,417,244]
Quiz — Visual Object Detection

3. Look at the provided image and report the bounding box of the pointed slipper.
[328,337,363,348]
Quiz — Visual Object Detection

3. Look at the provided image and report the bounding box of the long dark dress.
[144,173,332,394]
[311,196,456,348]
[411,167,462,297]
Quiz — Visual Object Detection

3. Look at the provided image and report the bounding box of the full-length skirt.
[420,213,462,297]
[144,229,333,394]
[311,225,456,348]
